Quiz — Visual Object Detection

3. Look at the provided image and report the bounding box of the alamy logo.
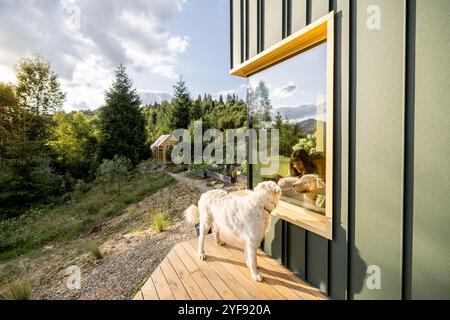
[366,265,381,290]
[61,0,82,32]
[65,265,81,290]
[367,5,382,30]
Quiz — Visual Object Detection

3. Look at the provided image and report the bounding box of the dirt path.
[167,172,213,193]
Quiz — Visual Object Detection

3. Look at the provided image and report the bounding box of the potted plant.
[189,163,208,179]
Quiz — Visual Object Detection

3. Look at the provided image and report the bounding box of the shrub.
[96,156,131,192]
[137,160,157,176]
[152,213,170,233]
[1,278,32,300]
[0,156,65,219]
[83,242,103,260]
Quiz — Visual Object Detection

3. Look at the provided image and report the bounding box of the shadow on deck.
[133,235,328,300]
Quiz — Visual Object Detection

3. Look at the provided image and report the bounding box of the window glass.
[249,43,328,215]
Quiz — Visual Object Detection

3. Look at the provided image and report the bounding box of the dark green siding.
[329,0,350,300]
[230,0,450,300]
[352,0,405,300]
[412,0,450,300]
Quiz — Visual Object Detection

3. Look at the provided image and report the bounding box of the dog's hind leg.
[246,242,263,282]
[213,224,225,246]
[198,210,212,261]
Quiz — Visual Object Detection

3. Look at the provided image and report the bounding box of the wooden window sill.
[233,190,332,240]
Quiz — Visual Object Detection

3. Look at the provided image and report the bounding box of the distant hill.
[140,91,173,105]
[298,119,317,134]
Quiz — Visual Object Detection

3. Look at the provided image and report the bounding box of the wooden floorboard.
[134,235,329,300]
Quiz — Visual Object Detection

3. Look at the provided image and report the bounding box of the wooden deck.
[133,235,328,300]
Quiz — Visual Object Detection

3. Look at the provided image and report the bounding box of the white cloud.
[167,36,190,54]
[272,81,298,98]
[0,0,189,110]
[0,65,16,83]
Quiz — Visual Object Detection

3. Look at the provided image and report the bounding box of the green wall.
[412,0,450,300]
[230,0,450,300]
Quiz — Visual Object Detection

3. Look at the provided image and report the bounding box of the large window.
[230,12,334,239]
[249,43,328,215]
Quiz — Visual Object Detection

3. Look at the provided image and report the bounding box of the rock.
[215,184,225,189]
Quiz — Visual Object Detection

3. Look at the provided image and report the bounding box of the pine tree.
[98,65,147,165]
[274,111,283,130]
[190,95,203,121]
[255,81,273,122]
[168,77,191,130]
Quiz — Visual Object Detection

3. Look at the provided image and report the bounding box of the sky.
[249,42,327,123]
[0,0,247,112]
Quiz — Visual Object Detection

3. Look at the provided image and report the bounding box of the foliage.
[152,213,170,233]
[293,134,317,155]
[83,242,103,260]
[167,78,191,130]
[96,156,131,192]
[47,111,99,180]
[0,278,32,300]
[15,54,65,115]
[0,156,65,219]
[14,54,65,148]
[98,65,147,165]
[0,172,176,261]
[136,160,159,176]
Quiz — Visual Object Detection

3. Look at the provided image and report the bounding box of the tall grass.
[0,172,176,261]
[1,278,32,300]
[152,213,171,233]
[83,242,103,260]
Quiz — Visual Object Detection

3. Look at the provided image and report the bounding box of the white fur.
[184,181,281,282]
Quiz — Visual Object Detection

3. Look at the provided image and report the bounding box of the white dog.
[184,181,281,282]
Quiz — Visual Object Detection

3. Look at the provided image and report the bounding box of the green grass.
[83,242,103,260]
[165,164,187,174]
[0,172,176,261]
[0,278,32,300]
[152,213,171,233]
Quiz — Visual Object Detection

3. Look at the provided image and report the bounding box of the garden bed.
[189,169,208,179]
[206,170,236,184]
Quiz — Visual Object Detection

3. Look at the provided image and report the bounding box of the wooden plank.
[185,240,255,300]
[160,257,191,300]
[255,245,328,300]
[223,243,304,300]
[203,237,283,300]
[151,266,175,300]
[173,243,199,273]
[167,250,207,300]
[179,241,238,300]
[140,276,159,300]
[198,238,271,300]
[133,290,144,300]
[173,243,222,300]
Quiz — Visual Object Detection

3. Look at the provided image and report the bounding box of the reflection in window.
[249,43,328,215]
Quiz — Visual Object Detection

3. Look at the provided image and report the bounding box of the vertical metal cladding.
[230,0,450,300]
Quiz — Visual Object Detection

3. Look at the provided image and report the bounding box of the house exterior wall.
[230,0,450,300]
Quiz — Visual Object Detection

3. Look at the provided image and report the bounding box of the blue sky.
[0,0,246,112]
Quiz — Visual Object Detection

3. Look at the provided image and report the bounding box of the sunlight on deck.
[133,235,328,300]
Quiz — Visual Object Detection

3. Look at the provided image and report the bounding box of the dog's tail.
[184,205,200,225]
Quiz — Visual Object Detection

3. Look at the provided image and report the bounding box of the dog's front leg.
[246,242,263,282]
[198,223,208,261]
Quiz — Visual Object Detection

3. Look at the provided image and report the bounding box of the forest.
[0,54,247,221]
